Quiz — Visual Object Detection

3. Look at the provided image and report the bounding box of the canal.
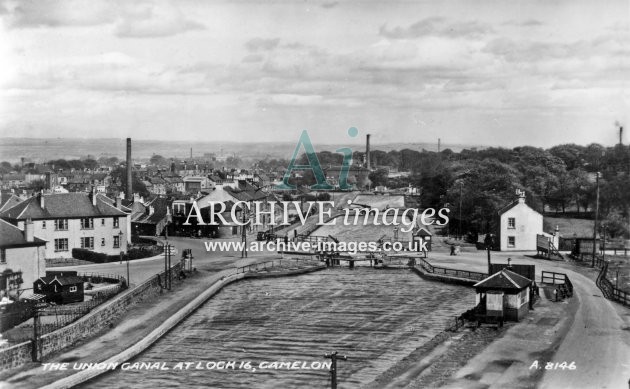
[86,267,471,388]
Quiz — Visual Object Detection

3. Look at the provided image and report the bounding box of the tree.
[368,168,389,187]
[150,154,167,166]
[0,161,12,174]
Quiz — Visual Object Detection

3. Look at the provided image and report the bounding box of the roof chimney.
[91,187,97,206]
[126,138,133,201]
[516,189,526,204]
[24,218,34,242]
[116,196,122,209]
[38,190,45,209]
[149,206,155,216]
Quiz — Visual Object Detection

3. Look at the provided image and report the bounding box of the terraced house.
[0,191,131,259]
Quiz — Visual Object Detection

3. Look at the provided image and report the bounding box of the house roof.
[131,197,169,224]
[0,193,21,213]
[474,269,532,290]
[0,219,46,248]
[0,193,128,220]
[497,197,541,216]
[37,275,84,286]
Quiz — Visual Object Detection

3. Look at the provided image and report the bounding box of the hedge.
[71,248,120,263]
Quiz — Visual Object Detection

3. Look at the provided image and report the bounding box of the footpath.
[0,268,233,389]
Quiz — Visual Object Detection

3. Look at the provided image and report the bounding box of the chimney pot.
[38,191,45,209]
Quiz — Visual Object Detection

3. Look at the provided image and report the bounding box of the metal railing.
[235,258,321,274]
[415,257,487,281]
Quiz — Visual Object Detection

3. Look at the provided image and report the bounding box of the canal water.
[86,268,471,388]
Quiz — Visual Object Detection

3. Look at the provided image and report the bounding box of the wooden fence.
[541,271,573,299]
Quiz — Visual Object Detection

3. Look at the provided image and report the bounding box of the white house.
[496,191,543,251]
[0,219,46,299]
[0,191,130,260]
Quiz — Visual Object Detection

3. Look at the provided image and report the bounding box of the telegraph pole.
[164,243,169,289]
[591,172,600,268]
[32,304,39,361]
[168,244,172,290]
[459,182,463,240]
[324,351,347,389]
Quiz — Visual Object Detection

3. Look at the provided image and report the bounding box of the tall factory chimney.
[620,126,623,146]
[438,138,441,153]
[366,134,371,170]
[126,138,132,201]
[190,147,193,159]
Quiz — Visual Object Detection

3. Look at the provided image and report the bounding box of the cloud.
[0,0,205,38]
[321,1,338,9]
[245,38,281,52]
[112,3,205,38]
[379,17,493,40]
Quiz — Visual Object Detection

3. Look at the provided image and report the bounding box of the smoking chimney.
[366,134,371,170]
[24,218,34,242]
[126,138,132,201]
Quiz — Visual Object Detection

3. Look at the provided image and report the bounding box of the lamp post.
[324,351,347,389]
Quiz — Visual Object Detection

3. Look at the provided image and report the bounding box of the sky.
[0,0,628,148]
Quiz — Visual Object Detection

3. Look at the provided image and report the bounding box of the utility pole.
[31,303,40,361]
[487,246,492,274]
[591,172,600,268]
[459,182,463,240]
[164,243,169,289]
[324,351,347,389]
[168,244,172,290]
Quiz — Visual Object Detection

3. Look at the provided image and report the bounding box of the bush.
[126,247,162,260]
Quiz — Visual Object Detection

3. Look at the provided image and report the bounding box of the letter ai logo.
[276,127,358,191]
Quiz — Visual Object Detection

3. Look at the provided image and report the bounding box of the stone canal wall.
[0,341,32,371]
[0,261,185,373]
[39,265,325,389]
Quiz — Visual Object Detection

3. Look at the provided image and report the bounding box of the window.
[507,217,515,229]
[101,218,105,226]
[81,237,94,249]
[55,219,68,231]
[101,238,106,246]
[113,235,120,249]
[113,217,119,228]
[508,236,516,248]
[42,221,46,229]
[80,218,94,229]
[54,238,69,252]
[0,249,5,264]
[69,286,77,292]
